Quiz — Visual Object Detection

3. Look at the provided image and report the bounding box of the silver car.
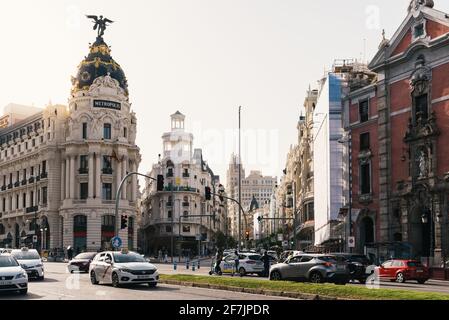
[269,254,350,284]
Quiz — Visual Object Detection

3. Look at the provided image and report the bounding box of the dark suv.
[330,253,371,284]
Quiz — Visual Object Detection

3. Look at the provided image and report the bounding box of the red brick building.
[344,0,449,268]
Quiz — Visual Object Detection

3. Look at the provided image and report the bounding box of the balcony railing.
[26,206,39,213]
[21,180,27,186]
[79,168,89,175]
[166,172,174,178]
[36,176,41,182]
[14,181,20,188]
[40,172,48,179]
[102,168,113,175]
[28,177,35,184]
[7,183,13,189]
[1,186,6,191]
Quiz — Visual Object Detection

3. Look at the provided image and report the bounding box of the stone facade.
[0,35,140,253]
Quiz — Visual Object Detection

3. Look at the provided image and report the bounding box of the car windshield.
[11,251,40,260]
[74,253,96,260]
[407,261,423,267]
[113,253,146,263]
[248,255,261,261]
[0,256,19,267]
[349,255,369,264]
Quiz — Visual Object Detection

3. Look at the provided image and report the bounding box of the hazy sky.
[2,0,448,185]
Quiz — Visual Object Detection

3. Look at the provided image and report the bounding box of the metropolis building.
[0,29,140,253]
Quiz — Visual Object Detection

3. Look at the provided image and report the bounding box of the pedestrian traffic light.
[205,186,212,200]
[245,230,250,241]
[157,175,164,191]
[121,215,128,229]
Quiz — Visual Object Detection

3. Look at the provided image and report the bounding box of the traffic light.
[205,186,212,200]
[245,230,250,241]
[157,175,164,191]
[120,215,128,229]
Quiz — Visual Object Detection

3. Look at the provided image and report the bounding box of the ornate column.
[121,156,127,200]
[95,154,101,199]
[88,153,94,198]
[65,157,70,199]
[70,156,76,199]
[116,158,122,200]
[131,161,137,202]
[61,160,65,200]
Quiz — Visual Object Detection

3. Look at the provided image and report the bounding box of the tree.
[215,231,227,250]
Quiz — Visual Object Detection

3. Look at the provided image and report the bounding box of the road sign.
[348,236,355,248]
[282,240,289,247]
[32,235,38,243]
[111,236,122,248]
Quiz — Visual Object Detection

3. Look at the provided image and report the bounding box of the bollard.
[186,259,189,269]
[174,261,177,271]
[192,262,196,272]
[197,259,200,269]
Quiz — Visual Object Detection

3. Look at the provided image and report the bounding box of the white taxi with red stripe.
[89,249,159,288]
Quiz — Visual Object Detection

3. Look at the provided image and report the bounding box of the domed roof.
[71,36,128,96]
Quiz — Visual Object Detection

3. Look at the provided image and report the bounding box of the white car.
[10,248,44,280]
[220,253,265,277]
[89,250,159,288]
[0,254,28,295]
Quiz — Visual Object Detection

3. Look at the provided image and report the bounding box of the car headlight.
[119,268,132,274]
[15,272,27,279]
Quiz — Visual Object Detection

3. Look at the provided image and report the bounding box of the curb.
[159,279,341,300]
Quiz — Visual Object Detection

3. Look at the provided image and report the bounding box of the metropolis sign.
[93,100,121,110]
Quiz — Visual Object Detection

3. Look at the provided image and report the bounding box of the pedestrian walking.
[67,246,73,261]
[261,251,271,277]
[232,250,241,277]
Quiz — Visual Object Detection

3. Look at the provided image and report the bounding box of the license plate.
[137,275,151,279]
[416,270,423,273]
[0,281,12,286]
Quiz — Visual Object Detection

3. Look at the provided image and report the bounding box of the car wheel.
[112,273,121,288]
[309,272,323,284]
[39,276,44,281]
[148,282,157,288]
[70,270,74,274]
[417,279,427,284]
[239,268,246,277]
[396,272,406,283]
[19,288,28,295]
[90,271,99,285]
[270,270,282,281]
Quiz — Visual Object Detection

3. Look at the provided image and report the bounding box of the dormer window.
[412,20,427,41]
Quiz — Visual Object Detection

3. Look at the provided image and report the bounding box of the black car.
[330,253,371,284]
[67,252,97,273]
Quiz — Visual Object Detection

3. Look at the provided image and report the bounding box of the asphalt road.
[152,262,449,294]
[0,262,293,300]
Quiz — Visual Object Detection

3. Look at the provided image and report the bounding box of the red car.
[376,259,429,284]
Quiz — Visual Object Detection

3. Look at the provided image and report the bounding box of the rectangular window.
[32,139,35,147]
[103,123,111,140]
[42,187,47,205]
[18,145,21,153]
[42,160,46,174]
[22,193,26,208]
[415,94,428,122]
[79,155,88,174]
[2,198,5,211]
[102,156,112,174]
[31,166,34,176]
[182,226,191,233]
[82,123,87,139]
[359,100,369,123]
[23,169,26,180]
[360,163,371,195]
[124,127,127,138]
[360,132,370,151]
[80,183,88,200]
[30,191,34,207]
[102,183,112,200]
[16,194,19,209]
[165,226,172,233]
[167,210,172,219]
[25,142,28,150]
